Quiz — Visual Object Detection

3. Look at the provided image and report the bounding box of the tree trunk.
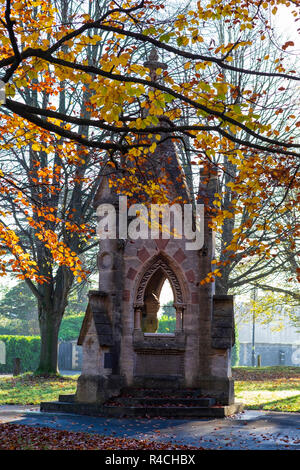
[36,304,63,375]
[215,271,229,295]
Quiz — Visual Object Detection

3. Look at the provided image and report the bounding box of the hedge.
[0,335,40,373]
[0,314,85,372]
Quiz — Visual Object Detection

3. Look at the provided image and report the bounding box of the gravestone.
[0,341,5,365]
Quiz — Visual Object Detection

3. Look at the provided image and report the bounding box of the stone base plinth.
[41,385,243,418]
[75,374,124,404]
[196,376,235,405]
[40,399,244,418]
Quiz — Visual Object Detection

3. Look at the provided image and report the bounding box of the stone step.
[119,388,210,398]
[40,401,244,418]
[102,404,243,418]
[108,397,216,407]
[59,394,75,403]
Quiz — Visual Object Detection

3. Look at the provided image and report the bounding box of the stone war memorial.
[41,51,243,418]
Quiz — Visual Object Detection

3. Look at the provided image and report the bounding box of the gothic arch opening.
[157,279,176,332]
[134,257,184,334]
[142,269,176,333]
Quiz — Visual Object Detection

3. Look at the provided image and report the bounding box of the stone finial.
[144,47,167,81]
[149,47,158,62]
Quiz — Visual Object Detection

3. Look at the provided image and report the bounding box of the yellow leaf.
[214,82,228,96]
[150,142,157,153]
[32,144,41,151]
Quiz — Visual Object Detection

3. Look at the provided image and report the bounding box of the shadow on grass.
[244,394,300,413]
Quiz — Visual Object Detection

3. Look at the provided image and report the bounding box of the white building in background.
[237,318,300,366]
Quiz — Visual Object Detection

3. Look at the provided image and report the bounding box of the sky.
[274,4,300,51]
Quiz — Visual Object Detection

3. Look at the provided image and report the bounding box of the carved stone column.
[143,293,160,333]
[174,304,184,332]
[134,307,142,330]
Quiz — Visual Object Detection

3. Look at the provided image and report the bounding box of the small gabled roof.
[78,291,114,347]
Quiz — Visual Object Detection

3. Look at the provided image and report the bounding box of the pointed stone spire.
[93,165,119,209]
[142,48,190,203]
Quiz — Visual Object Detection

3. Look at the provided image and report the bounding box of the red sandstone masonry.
[173,248,186,264]
[155,239,169,250]
[185,269,195,283]
[137,247,150,262]
[127,267,137,280]
[123,290,131,301]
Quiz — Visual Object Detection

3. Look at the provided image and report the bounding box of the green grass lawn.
[0,373,78,405]
[0,366,299,412]
[232,366,300,412]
